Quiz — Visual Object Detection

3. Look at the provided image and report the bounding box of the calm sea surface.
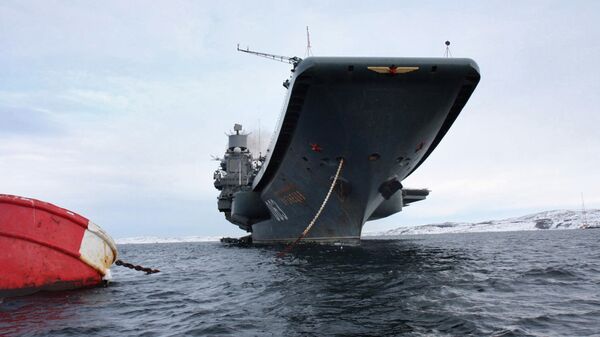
[1,230,600,336]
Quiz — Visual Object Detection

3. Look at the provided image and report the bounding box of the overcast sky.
[1,1,599,238]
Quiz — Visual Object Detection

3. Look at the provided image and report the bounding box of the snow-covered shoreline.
[116,236,221,244]
[365,209,600,236]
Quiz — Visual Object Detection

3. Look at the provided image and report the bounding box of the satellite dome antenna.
[444,40,452,58]
[305,26,313,57]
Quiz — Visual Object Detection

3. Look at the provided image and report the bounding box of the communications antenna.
[444,40,452,58]
[305,26,313,57]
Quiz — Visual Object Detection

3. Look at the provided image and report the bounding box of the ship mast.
[444,40,452,58]
[305,26,313,57]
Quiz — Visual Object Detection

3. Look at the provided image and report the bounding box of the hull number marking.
[265,199,288,222]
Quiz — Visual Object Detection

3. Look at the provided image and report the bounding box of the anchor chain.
[115,259,160,274]
[277,157,345,258]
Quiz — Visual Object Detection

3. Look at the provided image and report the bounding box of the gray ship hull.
[225,57,479,244]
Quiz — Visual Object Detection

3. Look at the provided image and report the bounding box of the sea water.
[1,230,600,336]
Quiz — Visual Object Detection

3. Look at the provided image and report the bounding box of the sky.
[1,1,599,238]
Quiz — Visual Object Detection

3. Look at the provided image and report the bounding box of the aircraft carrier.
[214,53,480,245]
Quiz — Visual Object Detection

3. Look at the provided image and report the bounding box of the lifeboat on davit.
[0,194,117,297]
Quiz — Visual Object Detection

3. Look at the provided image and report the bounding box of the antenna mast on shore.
[581,192,588,228]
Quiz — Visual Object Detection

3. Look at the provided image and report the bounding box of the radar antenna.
[444,40,452,58]
[305,26,313,57]
[236,44,302,66]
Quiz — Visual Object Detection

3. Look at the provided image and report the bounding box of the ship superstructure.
[214,124,263,232]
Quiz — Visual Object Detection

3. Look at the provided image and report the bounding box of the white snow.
[365,209,600,236]
[115,236,221,244]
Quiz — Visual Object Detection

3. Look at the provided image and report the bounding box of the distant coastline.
[364,209,600,237]
[116,236,220,244]
[116,210,599,244]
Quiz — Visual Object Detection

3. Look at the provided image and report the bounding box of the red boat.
[0,194,117,297]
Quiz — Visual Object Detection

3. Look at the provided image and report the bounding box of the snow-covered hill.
[367,209,600,236]
[116,236,220,244]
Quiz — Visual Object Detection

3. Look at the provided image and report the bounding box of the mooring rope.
[277,158,345,258]
[115,259,160,275]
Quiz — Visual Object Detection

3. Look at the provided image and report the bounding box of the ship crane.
[236,44,302,67]
[237,44,302,88]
